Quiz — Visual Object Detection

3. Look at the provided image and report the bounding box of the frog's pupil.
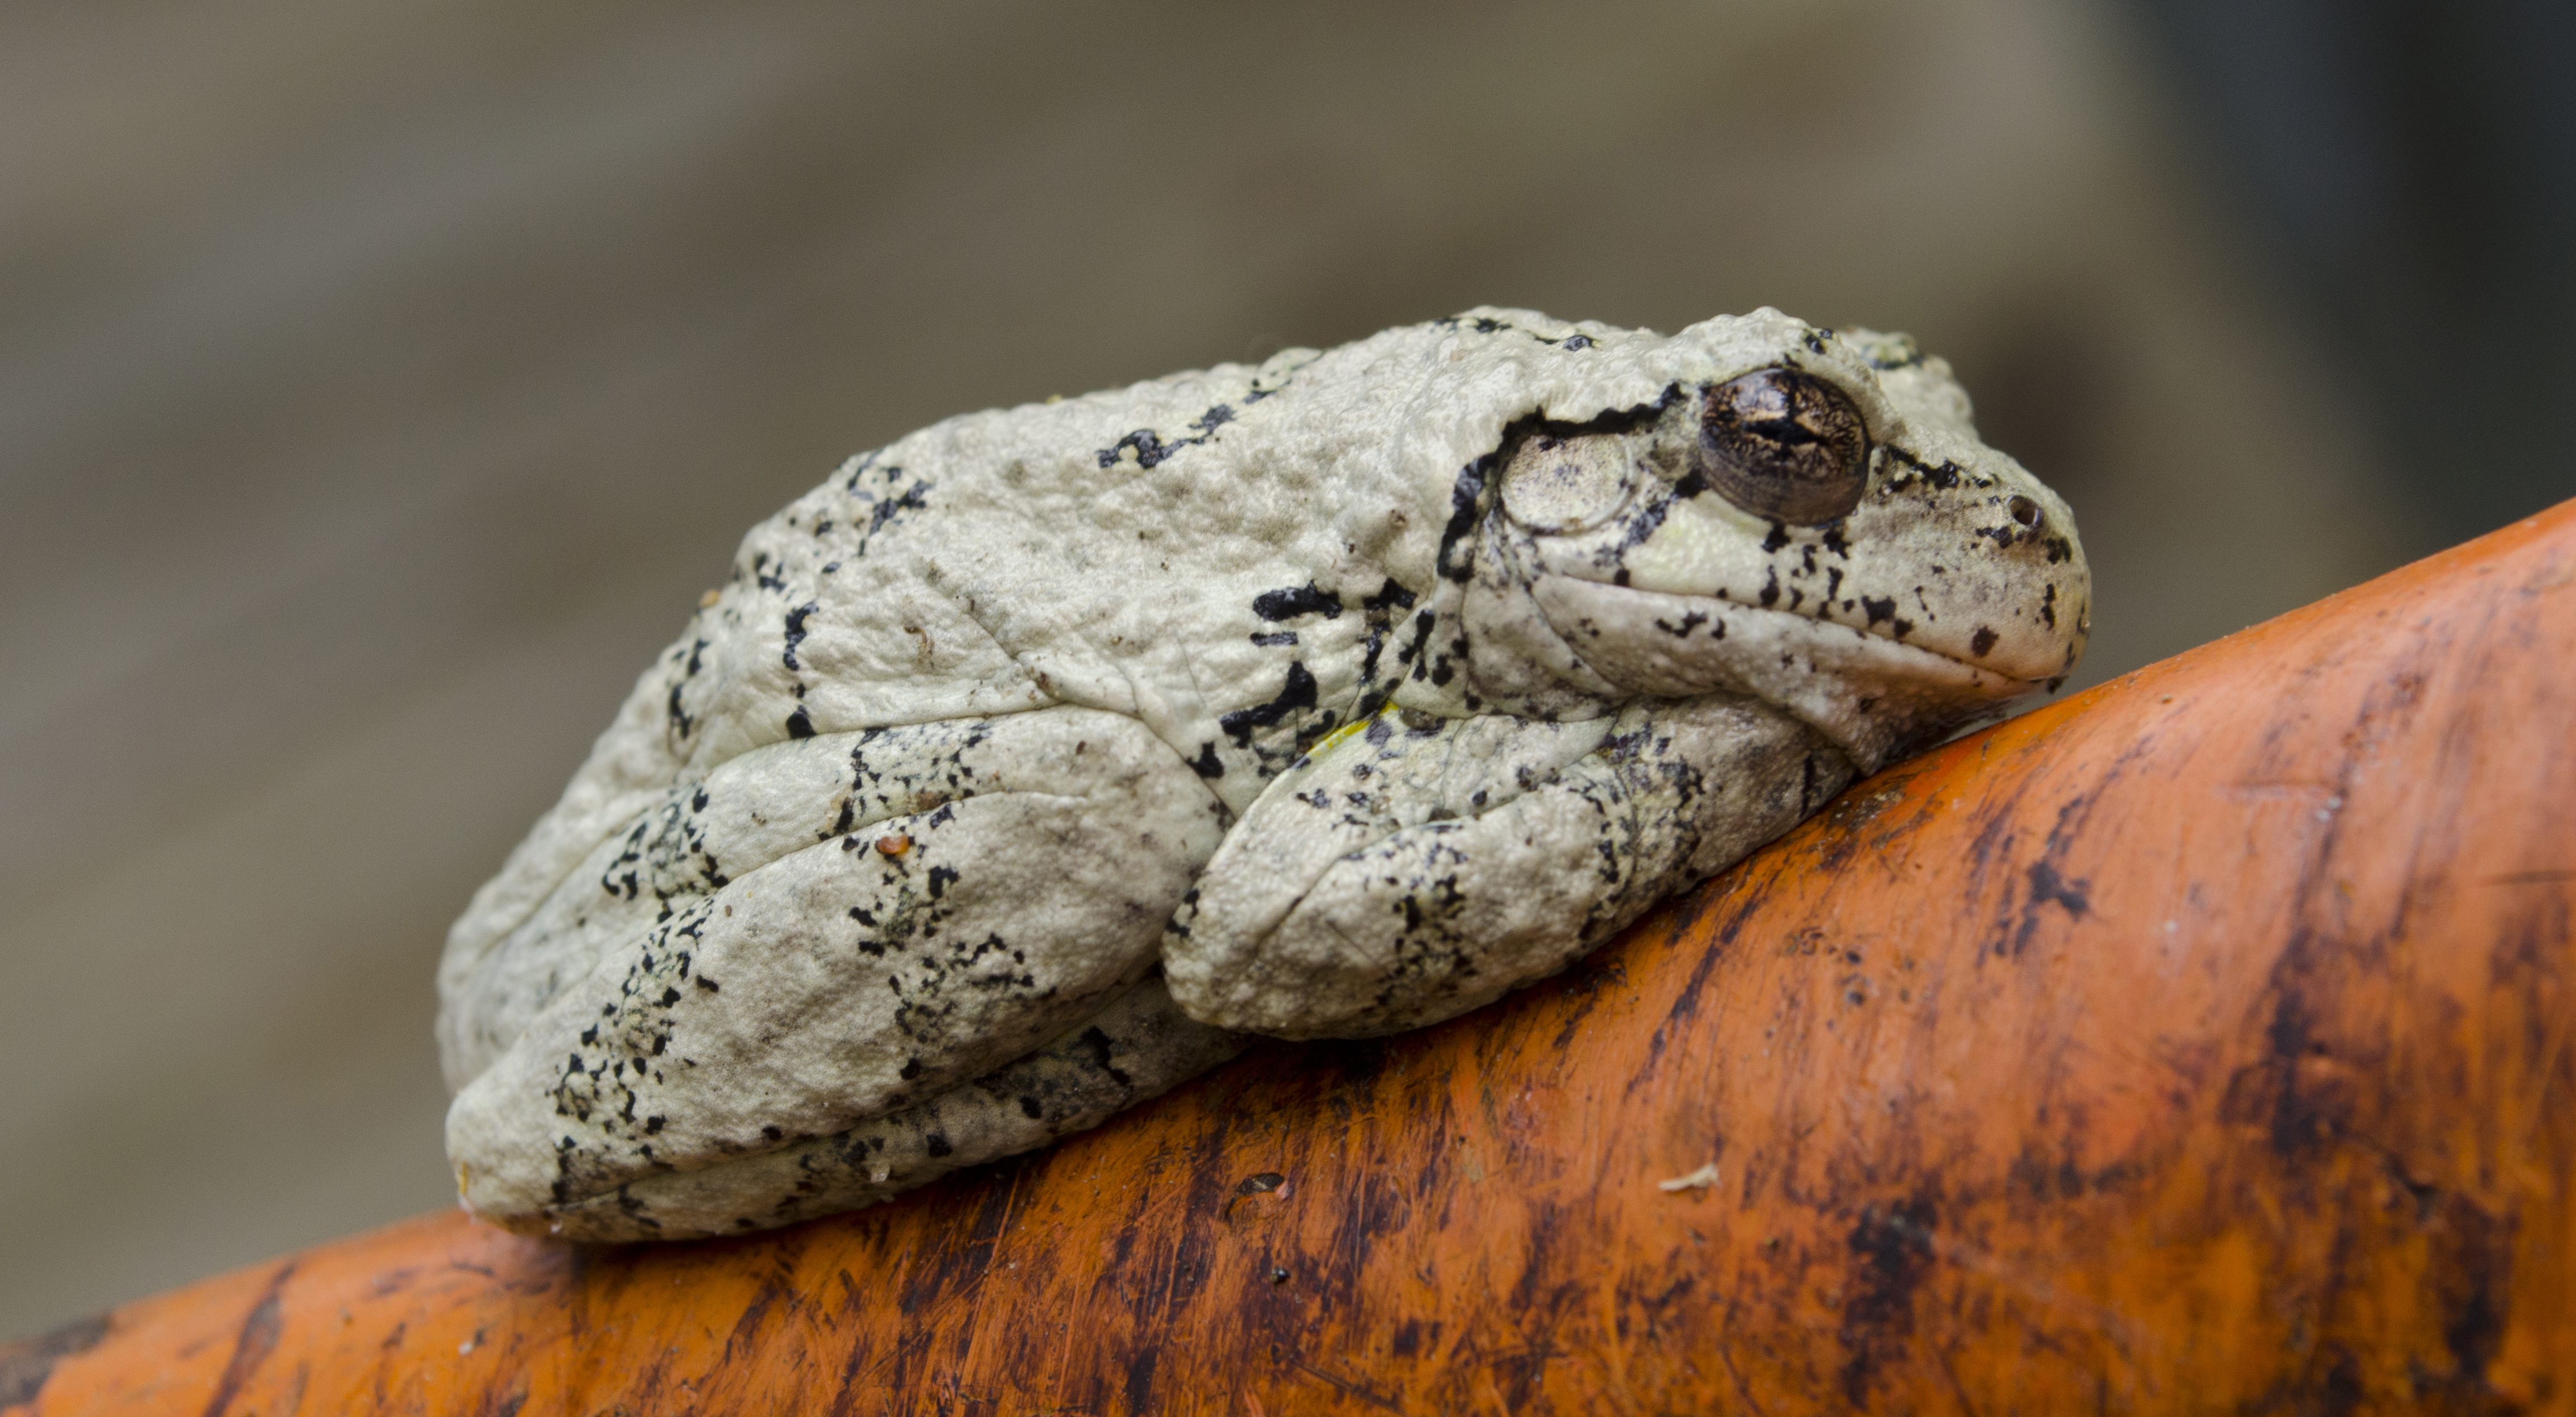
[1696,368,1868,525]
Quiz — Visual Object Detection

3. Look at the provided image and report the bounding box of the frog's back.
[440,309,1777,999]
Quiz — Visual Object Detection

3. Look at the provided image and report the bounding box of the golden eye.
[1694,368,1869,525]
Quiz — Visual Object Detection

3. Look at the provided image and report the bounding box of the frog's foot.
[1164,696,1852,1039]
[477,974,1244,1242]
[446,707,1225,1226]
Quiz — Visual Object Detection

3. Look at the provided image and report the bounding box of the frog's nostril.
[2007,495,2041,529]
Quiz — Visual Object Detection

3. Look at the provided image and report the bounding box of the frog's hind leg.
[447,706,1227,1228]
[1165,696,1853,1039]
[527,973,1243,1241]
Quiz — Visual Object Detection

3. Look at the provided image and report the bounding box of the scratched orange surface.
[9,502,2573,1415]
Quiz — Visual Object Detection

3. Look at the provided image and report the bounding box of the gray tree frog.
[437,308,2089,1241]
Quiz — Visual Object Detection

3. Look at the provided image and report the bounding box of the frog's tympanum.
[438,309,2089,1241]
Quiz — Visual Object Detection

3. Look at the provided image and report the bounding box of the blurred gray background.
[3,0,2567,1341]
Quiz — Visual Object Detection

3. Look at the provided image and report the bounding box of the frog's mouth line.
[1554,576,2054,692]
[1713,589,2046,683]
[1542,577,2061,774]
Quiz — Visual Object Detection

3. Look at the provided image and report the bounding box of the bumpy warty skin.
[438,307,2090,1240]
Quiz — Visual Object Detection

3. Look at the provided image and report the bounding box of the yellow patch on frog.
[1307,715,1380,758]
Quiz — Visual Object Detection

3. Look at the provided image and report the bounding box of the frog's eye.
[1694,368,1870,525]
[1499,431,1640,534]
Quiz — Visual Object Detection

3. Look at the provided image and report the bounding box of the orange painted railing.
[9,502,2574,1415]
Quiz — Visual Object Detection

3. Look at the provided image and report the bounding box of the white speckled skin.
[438,308,2089,1240]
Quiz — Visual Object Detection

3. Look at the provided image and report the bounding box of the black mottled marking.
[1190,741,1225,779]
[1434,461,1489,584]
[1018,1094,1043,1119]
[1608,483,1674,558]
[1969,626,1999,658]
[1859,595,1896,628]
[1075,1026,1133,1088]
[1095,404,1234,470]
[924,1133,952,1158]
[2040,583,2059,628]
[1076,429,1161,474]
[1249,631,1297,647]
[1363,578,1418,612]
[785,706,815,739]
[1219,661,1319,745]
[1252,583,1342,621]
[862,479,934,542]
[782,601,820,671]
[1887,447,1963,490]
[1761,522,1791,553]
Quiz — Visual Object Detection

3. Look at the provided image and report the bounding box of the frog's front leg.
[1164,697,1854,1039]
[446,706,1227,1224]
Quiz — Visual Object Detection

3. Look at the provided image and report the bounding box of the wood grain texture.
[13,500,2572,1414]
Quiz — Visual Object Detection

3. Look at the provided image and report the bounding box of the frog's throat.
[1529,576,2047,773]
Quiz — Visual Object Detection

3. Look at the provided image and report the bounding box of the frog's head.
[1478,325,2090,772]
